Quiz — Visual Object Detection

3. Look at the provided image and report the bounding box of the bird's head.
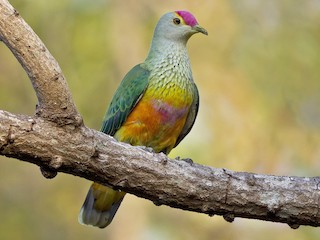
[154,10,208,43]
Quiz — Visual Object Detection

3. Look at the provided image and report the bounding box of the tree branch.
[0,0,319,229]
[1,109,320,229]
[0,0,82,125]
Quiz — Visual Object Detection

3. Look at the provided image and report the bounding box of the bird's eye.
[173,18,181,25]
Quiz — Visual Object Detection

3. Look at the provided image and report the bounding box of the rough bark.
[0,0,319,229]
[1,110,320,228]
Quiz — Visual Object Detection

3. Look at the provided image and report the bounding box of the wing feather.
[174,83,199,147]
[101,64,150,136]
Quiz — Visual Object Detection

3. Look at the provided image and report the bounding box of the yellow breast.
[114,84,193,153]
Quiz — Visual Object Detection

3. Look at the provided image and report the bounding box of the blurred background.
[1,0,320,239]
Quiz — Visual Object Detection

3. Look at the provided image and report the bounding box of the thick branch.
[0,0,82,125]
[0,110,319,228]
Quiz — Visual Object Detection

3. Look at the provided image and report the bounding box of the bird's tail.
[78,182,126,228]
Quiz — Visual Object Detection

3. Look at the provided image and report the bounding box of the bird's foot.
[175,156,193,165]
[138,145,155,153]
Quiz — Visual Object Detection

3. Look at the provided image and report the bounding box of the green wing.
[174,83,199,147]
[101,64,150,136]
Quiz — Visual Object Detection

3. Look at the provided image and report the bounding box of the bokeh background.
[1,0,320,239]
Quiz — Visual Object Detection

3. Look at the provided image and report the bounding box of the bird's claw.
[138,145,154,153]
[175,156,193,165]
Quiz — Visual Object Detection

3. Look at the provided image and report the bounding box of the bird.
[78,10,207,228]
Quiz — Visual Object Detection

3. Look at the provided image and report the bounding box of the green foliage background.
[1,1,320,239]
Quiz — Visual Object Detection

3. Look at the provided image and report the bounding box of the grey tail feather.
[78,187,124,228]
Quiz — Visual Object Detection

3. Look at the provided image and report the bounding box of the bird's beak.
[192,24,208,35]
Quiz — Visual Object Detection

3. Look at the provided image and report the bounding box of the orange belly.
[114,96,190,153]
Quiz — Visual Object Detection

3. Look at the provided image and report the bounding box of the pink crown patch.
[175,10,198,27]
